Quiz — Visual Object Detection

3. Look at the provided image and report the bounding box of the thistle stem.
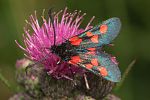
[0,72,11,89]
[115,59,136,90]
[0,72,22,92]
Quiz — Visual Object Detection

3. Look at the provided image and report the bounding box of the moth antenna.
[48,8,56,46]
[25,8,56,74]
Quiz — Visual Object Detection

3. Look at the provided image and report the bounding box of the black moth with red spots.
[51,17,121,82]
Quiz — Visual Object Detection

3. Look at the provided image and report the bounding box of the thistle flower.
[16,8,94,79]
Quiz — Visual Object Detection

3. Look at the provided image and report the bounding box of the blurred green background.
[0,0,150,100]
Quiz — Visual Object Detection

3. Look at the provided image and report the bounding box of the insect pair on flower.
[16,8,121,83]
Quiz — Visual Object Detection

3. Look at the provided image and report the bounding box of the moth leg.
[60,74,76,86]
[56,62,77,85]
[84,74,90,90]
[68,64,77,86]
[56,60,62,65]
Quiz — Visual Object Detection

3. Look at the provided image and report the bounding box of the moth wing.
[68,17,121,48]
[69,51,121,82]
[91,17,121,46]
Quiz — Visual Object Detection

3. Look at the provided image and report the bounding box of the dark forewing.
[68,17,121,48]
[68,51,121,82]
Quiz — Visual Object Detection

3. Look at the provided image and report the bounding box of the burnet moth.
[49,9,121,82]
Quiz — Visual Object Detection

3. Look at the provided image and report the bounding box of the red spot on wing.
[68,56,82,65]
[71,39,82,45]
[85,64,93,69]
[98,67,108,77]
[87,48,96,51]
[86,31,93,37]
[91,35,99,43]
[100,24,108,34]
[69,36,79,42]
[91,58,98,66]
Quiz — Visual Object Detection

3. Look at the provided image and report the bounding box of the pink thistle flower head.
[16,7,94,79]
